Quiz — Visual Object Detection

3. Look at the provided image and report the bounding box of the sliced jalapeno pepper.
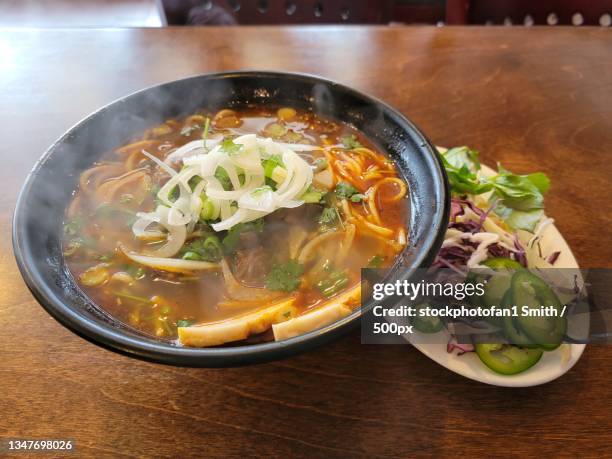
[411,303,444,334]
[482,259,523,310]
[468,258,523,325]
[511,270,566,351]
[500,290,536,347]
[482,257,524,270]
[475,343,543,375]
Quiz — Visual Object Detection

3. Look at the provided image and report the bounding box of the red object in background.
[447,0,612,25]
[163,0,612,26]
[164,0,394,25]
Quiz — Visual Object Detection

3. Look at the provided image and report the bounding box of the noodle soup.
[63,107,409,346]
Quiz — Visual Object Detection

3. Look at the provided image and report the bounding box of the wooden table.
[1,26,611,458]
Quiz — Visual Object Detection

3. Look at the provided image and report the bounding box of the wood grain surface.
[0,26,611,458]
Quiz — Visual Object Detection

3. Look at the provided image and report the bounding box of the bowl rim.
[12,70,450,367]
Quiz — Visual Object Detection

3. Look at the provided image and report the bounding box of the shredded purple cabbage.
[437,199,529,270]
[513,234,528,267]
[547,251,561,265]
[450,200,464,222]
[447,338,475,355]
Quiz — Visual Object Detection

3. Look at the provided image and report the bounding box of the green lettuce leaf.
[439,147,551,232]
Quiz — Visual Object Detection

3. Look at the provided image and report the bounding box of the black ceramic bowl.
[13,71,449,367]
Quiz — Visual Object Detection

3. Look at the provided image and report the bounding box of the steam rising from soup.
[63,107,409,346]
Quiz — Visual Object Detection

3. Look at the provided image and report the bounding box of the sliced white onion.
[141,150,177,177]
[131,134,315,256]
[281,199,304,209]
[238,186,276,212]
[120,245,219,273]
[132,217,165,240]
[211,208,249,232]
[140,206,187,258]
[231,134,264,173]
[164,138,222,165]
[276,142,322,152]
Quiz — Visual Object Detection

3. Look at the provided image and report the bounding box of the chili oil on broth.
[63,107,409,344]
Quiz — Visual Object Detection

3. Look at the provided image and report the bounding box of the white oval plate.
[404,160,586,387]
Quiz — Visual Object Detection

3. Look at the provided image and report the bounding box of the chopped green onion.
[263,154,286,182]
[63,217,82,236]
[113,291,153,304]
[264,122,288,138]
[367,255,385,268]
[214,167,232,190]
[119,193,134,204]
[159,317,174,336]
[300,185,326,203]
[199,193,216,221]
[182,251,202,261]
[180,235,223,262]
[63,238,83,257]
[125,265,146,280]
[341,134,363,150]
[317,269,349,298]
[313,157,328,172]
[270,166,287,183]
[251,185,273,196]
[177,319,195,328]
[202,117,211,147]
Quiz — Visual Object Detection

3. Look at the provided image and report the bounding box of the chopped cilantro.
[177,319,195,328]
[319,207,341,231]
[265,260,304,292]
[222,219,265,253]
[221,138,242,156]
[335,182,363,202]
